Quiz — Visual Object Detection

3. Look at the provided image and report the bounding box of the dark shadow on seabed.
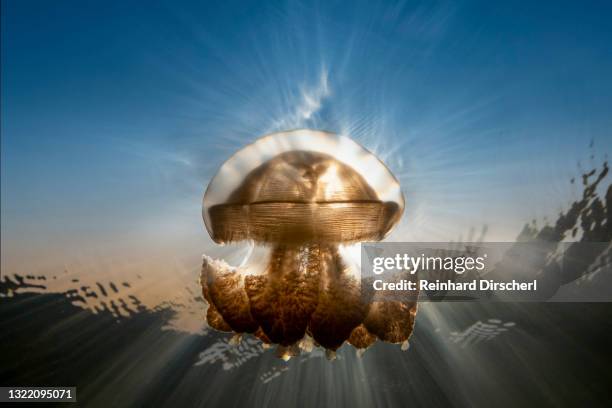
[1,289,612,407]
[1,162,611,407]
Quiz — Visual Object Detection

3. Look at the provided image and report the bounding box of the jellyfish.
[200,129,417,358]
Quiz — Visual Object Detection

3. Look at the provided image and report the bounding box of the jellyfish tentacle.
[363,300,418,344]
[361,271,419,344]
[200,260,232,332]
[244,244,320,346]
[348,324,377,349]
[202,256,259,333]
[308,245,368,350]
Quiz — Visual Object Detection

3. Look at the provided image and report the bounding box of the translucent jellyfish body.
[200,129,416,358]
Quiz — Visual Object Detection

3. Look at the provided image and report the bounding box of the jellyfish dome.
[200,129,416,359]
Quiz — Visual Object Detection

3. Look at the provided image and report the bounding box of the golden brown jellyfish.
[200,129,417,359]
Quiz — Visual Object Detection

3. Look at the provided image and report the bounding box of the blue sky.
[2,0,612,270]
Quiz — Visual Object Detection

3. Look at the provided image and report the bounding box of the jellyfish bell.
[202,129,404,241]
[200,129,416,354]
[206,150,401,245]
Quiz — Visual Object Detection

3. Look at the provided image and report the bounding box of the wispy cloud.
[269,68,330,131]
[298,69,330,120]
